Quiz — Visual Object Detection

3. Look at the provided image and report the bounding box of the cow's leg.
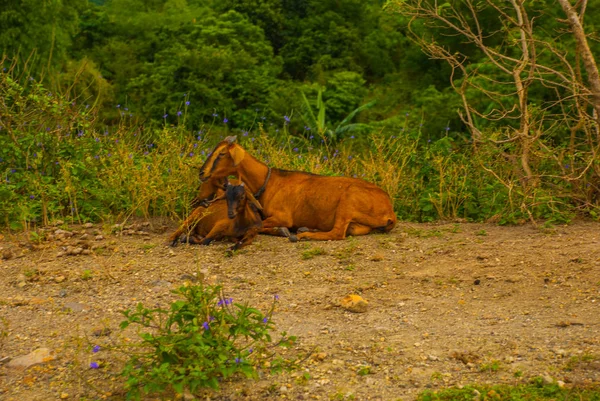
[296,207,394,241]
[169,207,206,246]
[229,225,261,251]
[259,214,294,237]
[200,221,230,246]
[346,223,372,236]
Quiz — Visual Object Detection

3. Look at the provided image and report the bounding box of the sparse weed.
[356,365,371,376]
[418,381,600,400]
[302,247,327,260]
[479,360,502,373]
[564,353,597,371]
[0,317,8,347]
[81,269,93,280]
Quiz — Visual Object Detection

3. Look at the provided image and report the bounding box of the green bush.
[119,283,296,399]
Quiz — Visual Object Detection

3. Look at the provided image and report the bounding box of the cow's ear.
[229,144,245,166]
[245,190,263,211]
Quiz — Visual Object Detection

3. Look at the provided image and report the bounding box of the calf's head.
[225,182,262,219]
[198,136,245,182]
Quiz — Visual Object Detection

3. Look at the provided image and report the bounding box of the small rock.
[2,248,14,260]
[63,302,86,313]
[151,280,172,287]
[371,254,384,262]
[7,348,55,369]
[554,349,567,357]
[340,294,368,313]
[54,229,73,238]
[92,327,112,337]
[180,274,198,282]
[55,276,66,283]
[76,240,92,249]
[11,296,29,306]
[542,372,554,385]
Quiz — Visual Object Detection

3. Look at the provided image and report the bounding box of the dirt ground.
[0,220,599,401]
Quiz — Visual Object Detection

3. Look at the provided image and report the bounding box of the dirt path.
[1,221,599,400]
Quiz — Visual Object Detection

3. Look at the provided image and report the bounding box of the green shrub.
[119,283,295,399]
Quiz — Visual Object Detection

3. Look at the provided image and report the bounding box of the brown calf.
[196,136,397,241]
[169,181,263,250]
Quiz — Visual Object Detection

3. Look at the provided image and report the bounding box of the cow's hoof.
[275,227,291,237]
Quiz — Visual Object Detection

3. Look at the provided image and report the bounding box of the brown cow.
[169,181,263,250]
[196,136,397,241]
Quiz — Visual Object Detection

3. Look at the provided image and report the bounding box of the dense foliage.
[1,0,600,228]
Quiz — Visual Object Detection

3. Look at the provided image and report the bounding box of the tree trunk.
[557,0,600,122]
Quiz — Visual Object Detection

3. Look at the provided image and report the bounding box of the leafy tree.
[0,0,88,73]
[123,9,281,128]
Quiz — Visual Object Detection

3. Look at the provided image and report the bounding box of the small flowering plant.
[119,283,295,399]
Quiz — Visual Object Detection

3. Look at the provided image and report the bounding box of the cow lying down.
[169,181,263,251]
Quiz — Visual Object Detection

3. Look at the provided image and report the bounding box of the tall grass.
[1,64,597,231]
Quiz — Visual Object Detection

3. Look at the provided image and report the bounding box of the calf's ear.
[229,144,245,166]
